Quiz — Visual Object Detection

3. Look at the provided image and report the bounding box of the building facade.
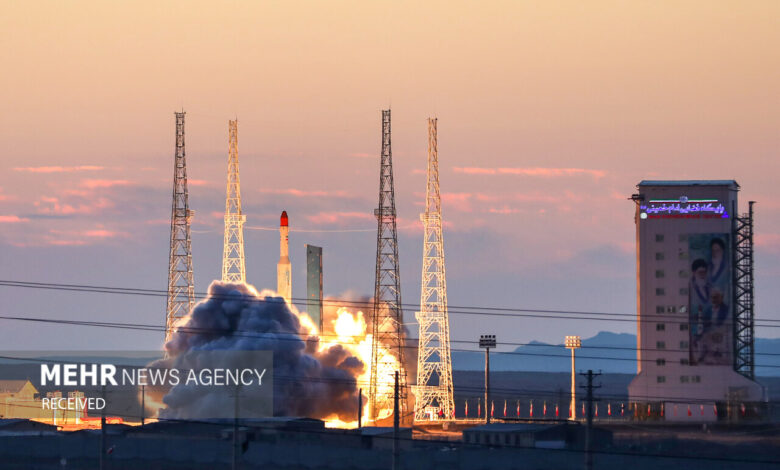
[627,180,764,421]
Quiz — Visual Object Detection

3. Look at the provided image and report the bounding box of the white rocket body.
[277,211,292,304]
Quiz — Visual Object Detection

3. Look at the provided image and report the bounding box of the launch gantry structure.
[414,118,455,421]
[165,111,195,342]
[369,109,408,424]
[221,120,247,283]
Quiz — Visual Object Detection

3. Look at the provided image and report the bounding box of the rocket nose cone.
[280,211,288,227]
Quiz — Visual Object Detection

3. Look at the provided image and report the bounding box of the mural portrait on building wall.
[689,233,732,365]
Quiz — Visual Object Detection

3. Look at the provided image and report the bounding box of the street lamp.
[565,335,581,420]
[479,334,496,424]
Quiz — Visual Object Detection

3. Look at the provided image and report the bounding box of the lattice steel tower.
[414,117,455,421]
[165,111,195,342]
[221,120,247,283]
[369,109,408,423]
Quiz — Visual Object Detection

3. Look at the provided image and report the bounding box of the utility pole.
[100,385,106,470]
[233,384,240,470]
[580,370,601,470]
[392,371,399,470]
[479,335,496,424]
[358,388,363,428]
[141,384,145,427]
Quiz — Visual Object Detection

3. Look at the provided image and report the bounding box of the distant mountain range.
[452,331,780,377]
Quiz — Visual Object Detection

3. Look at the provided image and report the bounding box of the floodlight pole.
[565,335,581,420]
[479,335,496,424]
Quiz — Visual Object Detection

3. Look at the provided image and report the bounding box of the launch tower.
[414,117,455,421]
[221,120,247,284]
[165,111,195,342]
[369,110,408,424]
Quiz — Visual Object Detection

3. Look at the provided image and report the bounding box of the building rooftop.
[464,423,562,433]
[638,180,739,188]
[0,380,33,394]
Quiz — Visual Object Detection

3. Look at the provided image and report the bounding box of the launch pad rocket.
[277,211,292,304]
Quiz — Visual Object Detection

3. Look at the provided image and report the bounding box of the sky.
[0,1,779,352]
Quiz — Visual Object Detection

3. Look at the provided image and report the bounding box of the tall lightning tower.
[414,117,455,421]
[221,120,247,283]
[165,111,195,342]
[369,109,408,424]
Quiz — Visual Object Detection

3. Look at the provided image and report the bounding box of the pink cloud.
[80,179,132,189]
[259,188,351,198]
[453,166,605,179]
[188,179,212,187]
[306,211,373,225]
[35,196,114,215]
[0,215,29,223]
[441,192,474,212]
[411,169,426,175]
[498,167,606,178]
[756,233,780,253]
[453,167,497,175]
[487,207,520,215]
[84,229,121,238]
[13,165,104,173]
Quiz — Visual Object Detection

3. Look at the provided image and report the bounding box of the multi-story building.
[628,180,764,421]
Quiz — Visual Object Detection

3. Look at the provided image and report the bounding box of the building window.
[680,323,689,331]
[679,270,689,278]
[679,305,688,313]
[657,376,666,383]
[679,288,689,295]
[656,306,665,313]
[680,358,690,365]
[656,358,666,366]
[679,234,689,242]
[692,376,701,383]
[656,252,665,260]
[656,341,666,349]
[680,376,689,383]
[680,341,689,349]
[678,251,689,260]
[655,234,664,242]
[656,323,665,331]
[655,270,665,278]
[666,306,677,313]
[656,288,665,296]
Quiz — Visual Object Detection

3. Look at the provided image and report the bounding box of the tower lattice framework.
[369,109,408,423]
[165,111,195,342]
[414,117,455,421]
[221,120,247,283]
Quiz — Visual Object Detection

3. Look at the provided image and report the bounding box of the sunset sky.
[1,1,779,351]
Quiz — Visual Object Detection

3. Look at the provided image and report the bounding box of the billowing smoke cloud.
[155,281,364,421]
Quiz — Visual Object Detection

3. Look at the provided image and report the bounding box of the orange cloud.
[13,165,104,173]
